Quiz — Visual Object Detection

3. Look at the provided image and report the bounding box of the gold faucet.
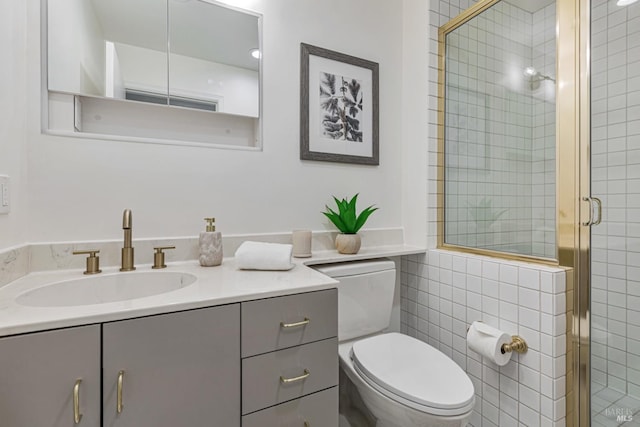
[120,209,135,271]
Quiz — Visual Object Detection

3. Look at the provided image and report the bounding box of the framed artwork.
[300,43,379,165]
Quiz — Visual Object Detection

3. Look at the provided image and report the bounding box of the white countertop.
[0,245,425,337]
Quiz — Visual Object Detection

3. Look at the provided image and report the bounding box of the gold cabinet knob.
[73,250,102,275]
[152,246,176,269]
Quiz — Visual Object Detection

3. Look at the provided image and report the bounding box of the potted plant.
[323,194,378,254]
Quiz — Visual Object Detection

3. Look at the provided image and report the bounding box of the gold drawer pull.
[280,369,310,384]
[280,318,310,329]
[73,379,83,424]
[117,370,125,414]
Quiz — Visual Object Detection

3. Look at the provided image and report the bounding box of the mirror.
[47,0,260,118]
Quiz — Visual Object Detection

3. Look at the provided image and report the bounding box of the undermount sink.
[16,271,198,307]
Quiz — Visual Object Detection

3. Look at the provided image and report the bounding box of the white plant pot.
[335,233,361,254]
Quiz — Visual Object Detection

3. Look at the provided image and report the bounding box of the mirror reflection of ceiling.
[89,0,259,71]
[504,0,555,13]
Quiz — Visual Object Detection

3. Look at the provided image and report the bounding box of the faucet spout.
[123,208,132,230]
[122,209,132,249]
[120,209,135,271]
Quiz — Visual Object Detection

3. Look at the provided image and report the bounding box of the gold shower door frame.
[436,0,591,425]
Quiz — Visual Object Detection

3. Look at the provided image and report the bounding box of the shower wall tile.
[590,0,640,407]
[401,250,568,427]
[405,0,567,424]
[442,0,556,258]
[531,3,556,259]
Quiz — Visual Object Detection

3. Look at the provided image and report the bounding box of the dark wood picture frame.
[300,43,379,165]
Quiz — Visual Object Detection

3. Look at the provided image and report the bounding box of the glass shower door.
[590,0,640,425]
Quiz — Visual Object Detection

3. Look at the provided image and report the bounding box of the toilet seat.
[350,333,475,417]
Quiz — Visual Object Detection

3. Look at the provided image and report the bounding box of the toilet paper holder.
[501,336,528,354]
[466,322,528,355]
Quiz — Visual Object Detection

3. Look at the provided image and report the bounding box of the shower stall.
[438,0,640,425]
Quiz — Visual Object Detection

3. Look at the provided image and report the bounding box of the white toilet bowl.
[338,334,474,427]
[313,260,475,427]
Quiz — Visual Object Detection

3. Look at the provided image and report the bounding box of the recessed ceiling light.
[524,66,537,77]
[250,48,261,59]
[617,0,638,6]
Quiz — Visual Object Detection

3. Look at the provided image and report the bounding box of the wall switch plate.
[0,175,10,214]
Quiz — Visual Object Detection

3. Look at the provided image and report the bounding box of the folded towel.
[235,241,294,271]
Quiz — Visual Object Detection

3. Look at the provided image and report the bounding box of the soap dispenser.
[199,217,223,267]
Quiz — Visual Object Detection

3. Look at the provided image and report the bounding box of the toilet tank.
[313,259,396,341]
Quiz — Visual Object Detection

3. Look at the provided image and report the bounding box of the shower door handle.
[582,197,602,226]
[592,197,602,225]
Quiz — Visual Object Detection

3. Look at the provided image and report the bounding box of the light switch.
[0,175,9,214]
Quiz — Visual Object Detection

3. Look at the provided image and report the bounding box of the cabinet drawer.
[242,337,338,415]
[242,387,338,427]
[241,289,337,357]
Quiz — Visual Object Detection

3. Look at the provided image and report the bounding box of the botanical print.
[319,72,363,142]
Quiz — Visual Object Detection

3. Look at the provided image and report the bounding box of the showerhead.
[523,66,555,89]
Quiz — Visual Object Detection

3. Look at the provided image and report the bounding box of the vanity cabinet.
[0,288,338,427]
[0,325,101,427]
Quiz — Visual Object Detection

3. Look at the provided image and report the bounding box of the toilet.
[314,259,475,427]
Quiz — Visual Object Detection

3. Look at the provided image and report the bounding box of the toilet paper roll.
[466,321,512,366]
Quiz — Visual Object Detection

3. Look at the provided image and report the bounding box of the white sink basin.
[16,271,198,307]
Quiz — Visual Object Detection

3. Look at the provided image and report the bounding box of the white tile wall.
[401,250,567,426]
[590,0,640,423]
[404,2,568,425]
[443,0,556,259]
[531,4,557,259]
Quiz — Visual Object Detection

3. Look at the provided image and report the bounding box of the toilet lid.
[351,333,475,413]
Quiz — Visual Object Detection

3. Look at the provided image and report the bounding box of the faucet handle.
[73,250,102,275]
[152,246,176,269]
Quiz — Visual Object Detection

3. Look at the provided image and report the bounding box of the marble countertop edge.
[0,244,426,337]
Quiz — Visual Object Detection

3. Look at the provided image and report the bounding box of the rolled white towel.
[235,241,294,271]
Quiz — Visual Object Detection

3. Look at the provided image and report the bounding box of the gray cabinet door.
[0,325,101,427]
[102,305,240,427]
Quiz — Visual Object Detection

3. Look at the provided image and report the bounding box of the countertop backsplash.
[0,246,29,288]
[0,228,408,288]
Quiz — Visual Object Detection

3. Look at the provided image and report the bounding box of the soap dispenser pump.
[199,217,223,267]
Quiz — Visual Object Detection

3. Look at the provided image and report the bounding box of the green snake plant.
[323,194,378,234]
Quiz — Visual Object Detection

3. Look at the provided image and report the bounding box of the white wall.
[401,0,429,247]
[0,1,28,249]
[6,0,411,246]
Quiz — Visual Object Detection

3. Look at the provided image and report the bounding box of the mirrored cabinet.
[43,0,262,149]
